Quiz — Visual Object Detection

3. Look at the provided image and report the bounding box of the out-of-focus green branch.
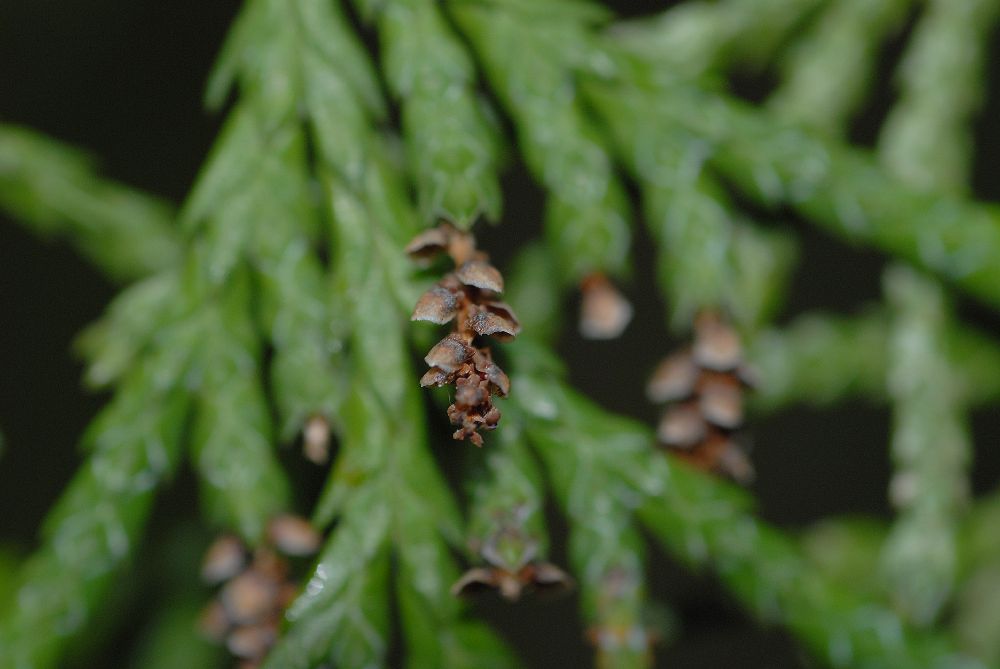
[504,244,978,669]
[0,125,180,282]
[589,81,796,330]
[608,0,826,80]
[871,0,993,625]
[188,271,291,543]
[768,0,914,135]
[507,339,981,669]
[880,268,970,625]
[466,428,549,561]
[524,386,654,669]
[879,0,1000,192]
[747,309,1000,412]
[454,0,632,282]
[0,343,191,669]
[583,76,1000,308]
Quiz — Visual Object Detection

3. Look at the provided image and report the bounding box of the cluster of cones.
[407,223,520,447]
[198,515,321,667]
[451,508,572,601]
[646,311,755,483]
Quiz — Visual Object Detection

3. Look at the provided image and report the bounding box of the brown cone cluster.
[198,515,322,668]
[646,311,756,483]
[407,223,519,447]
[451,516,573,602]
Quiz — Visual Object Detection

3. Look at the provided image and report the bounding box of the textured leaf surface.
[456,2,632,280]
[190,275,289,543]
[368,0,502,226]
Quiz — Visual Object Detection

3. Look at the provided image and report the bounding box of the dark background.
[2,1,1000,667]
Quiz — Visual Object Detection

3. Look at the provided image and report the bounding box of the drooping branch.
[0,125,180,282]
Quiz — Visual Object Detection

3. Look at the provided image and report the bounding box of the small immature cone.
[302,414,330,465]
[227,621,278,660]
[198,600,230,642]
[452,517,573,601]
[579,273,634,340]
[201,535,247,584]
[267,514,322,556]
[647,311,756,483]
[657,403,706,448]
[408,223,520,447]
[221,570,277,625]
[647,351,698,403]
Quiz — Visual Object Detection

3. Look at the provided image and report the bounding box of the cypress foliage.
[3,1,1000,667]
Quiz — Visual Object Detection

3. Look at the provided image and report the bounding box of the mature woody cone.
[647,311,755,483]
[198,515,322,668]
[408,223,519,447]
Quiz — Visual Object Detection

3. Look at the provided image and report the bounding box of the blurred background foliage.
[3,0,1000,667]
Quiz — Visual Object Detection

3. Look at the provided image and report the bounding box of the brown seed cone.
[199,515,322,665]
[579,272,633,340]
[452,525,573,601]
[198,600,231,642]
[302,414,331,465]
[408,222,519,447]
[226,619,278,661]
[220,568,280,626]
[648,311,755,483]
[266,514,322,557]
[201,535,247,585]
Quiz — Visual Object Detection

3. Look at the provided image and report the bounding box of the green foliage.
[611,0,826,80]
[748,308,1000,411]
[4,0,1000,667]
[455,0,632,281]
[881,268,969,625]
[878,0,1000,192]
[0,360,189,667]
[359,0,502,227]
[590,84,797,330]
[768,0,914,135]
[0,125,180,281]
